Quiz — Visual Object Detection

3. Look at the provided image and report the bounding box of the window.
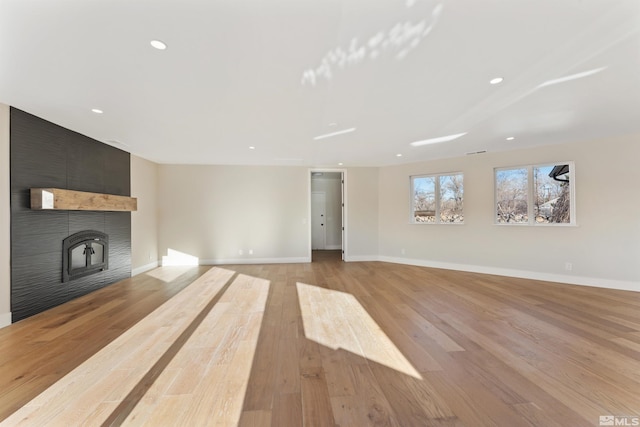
[495,162,574,225]
[411,173,463,224]
[495,168,528,224]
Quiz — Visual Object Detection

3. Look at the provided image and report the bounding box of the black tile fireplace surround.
[10,108,132,322]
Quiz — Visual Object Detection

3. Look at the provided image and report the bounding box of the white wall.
[0,104,10,327]
[378,134,640,291]
[131,155,159,275]
[346,167,379,261]
[311,174,342,250]
[158,165,310,263]
[156,165,380,264]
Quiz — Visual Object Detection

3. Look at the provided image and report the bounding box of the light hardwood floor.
[1,251,639,426]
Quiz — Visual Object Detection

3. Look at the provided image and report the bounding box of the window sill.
[493,223,578,227]
[410,222,465,225]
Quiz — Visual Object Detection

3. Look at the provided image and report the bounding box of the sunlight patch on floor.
[296,282,422,379]
[122,272,270,426]
[0,267,238,426]
[145,265,193,283]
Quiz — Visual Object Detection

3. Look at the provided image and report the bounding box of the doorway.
[310,170,345,261]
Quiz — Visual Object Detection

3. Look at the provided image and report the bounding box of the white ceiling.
[1,0,639,167]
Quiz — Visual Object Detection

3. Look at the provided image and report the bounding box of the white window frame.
[410,172,464,225]
[494,161,576,226]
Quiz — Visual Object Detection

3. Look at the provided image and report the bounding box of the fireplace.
[62,230,109,282]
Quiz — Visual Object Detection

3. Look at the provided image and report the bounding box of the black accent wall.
[10,108,131,322]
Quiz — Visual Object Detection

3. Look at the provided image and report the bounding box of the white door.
[311,192,326,250]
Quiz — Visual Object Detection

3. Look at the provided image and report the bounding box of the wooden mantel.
[30,188,137,211]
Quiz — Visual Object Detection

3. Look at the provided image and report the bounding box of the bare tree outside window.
[534,164,571,224]
[495,163,574,225]
[412,176,436,222]
[411,173,463,224]
[496,168,528,223]
[440,174,463,223]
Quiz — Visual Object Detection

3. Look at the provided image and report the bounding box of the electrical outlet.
[401,248,406,255]
[238,249,243,255]
[565,262,572,271]
[249,249,253,255]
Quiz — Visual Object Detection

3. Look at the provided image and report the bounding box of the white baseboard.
[199,257,311,265]
[0,312,11,329]
[377,256,640,292]
[345,255,380,262]
[132,261,159,276]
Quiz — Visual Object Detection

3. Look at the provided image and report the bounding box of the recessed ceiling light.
[396,153,403,157]
[410,132,467,147]
[150,40,167,50]
[91,108,103,114]
[489,77,504,85]
[338,162,343,166]
[249,146,256,150]
[506,136,515,141]
[313,127,356,141]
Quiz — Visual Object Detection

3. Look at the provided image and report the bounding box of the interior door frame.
[308,168,347,261]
